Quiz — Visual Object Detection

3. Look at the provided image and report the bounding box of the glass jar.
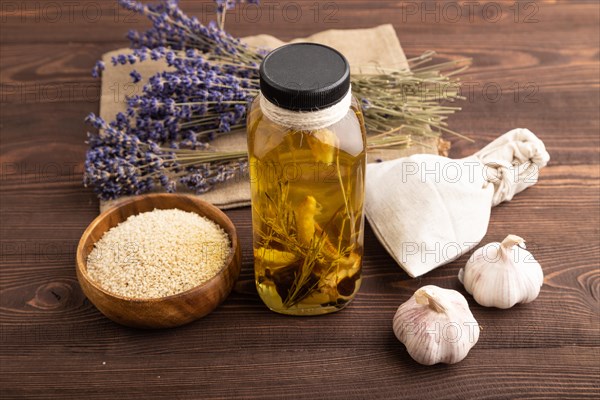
[247,43,367,316]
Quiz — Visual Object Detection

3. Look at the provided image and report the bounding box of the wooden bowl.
[76,194,241,329]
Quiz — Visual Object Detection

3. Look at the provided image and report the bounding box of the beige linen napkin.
[364,128,550,278]
[99,24,440,211]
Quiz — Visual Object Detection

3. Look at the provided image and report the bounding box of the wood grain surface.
[1,0,599,398]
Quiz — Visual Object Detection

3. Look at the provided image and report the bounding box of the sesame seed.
[87,209,231,299]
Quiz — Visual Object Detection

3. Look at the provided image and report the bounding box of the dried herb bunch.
[86,0,470,200]
[357,51,472,149]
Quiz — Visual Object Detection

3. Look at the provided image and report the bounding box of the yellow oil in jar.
[247,100,366,315]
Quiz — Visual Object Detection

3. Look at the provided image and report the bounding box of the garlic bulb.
[458,234,543,309]
[393,285,480,365]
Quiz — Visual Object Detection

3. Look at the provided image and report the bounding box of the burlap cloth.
[99,24,442,211]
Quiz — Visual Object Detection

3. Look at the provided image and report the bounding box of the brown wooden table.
[1,1,599,398]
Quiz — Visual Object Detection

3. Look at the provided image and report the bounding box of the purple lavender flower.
[84,113,247,200]
[116,47,259,146]
[91,60,105,78]
[85,1,261,200]
[118,0,263,62]
[361,98,372,110]
[91,1,265,148]
[130,70,142,83]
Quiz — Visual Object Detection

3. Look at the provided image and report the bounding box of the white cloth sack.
[365,128,550,277]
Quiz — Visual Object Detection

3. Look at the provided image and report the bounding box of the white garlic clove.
[393,285,480,365]
[458,234,544,309]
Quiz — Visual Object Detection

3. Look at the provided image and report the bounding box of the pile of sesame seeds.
[86,208,231,299]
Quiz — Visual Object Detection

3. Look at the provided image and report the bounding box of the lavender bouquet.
[86,0,469,200]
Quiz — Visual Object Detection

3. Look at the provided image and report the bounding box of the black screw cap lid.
[259,43,351,111]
